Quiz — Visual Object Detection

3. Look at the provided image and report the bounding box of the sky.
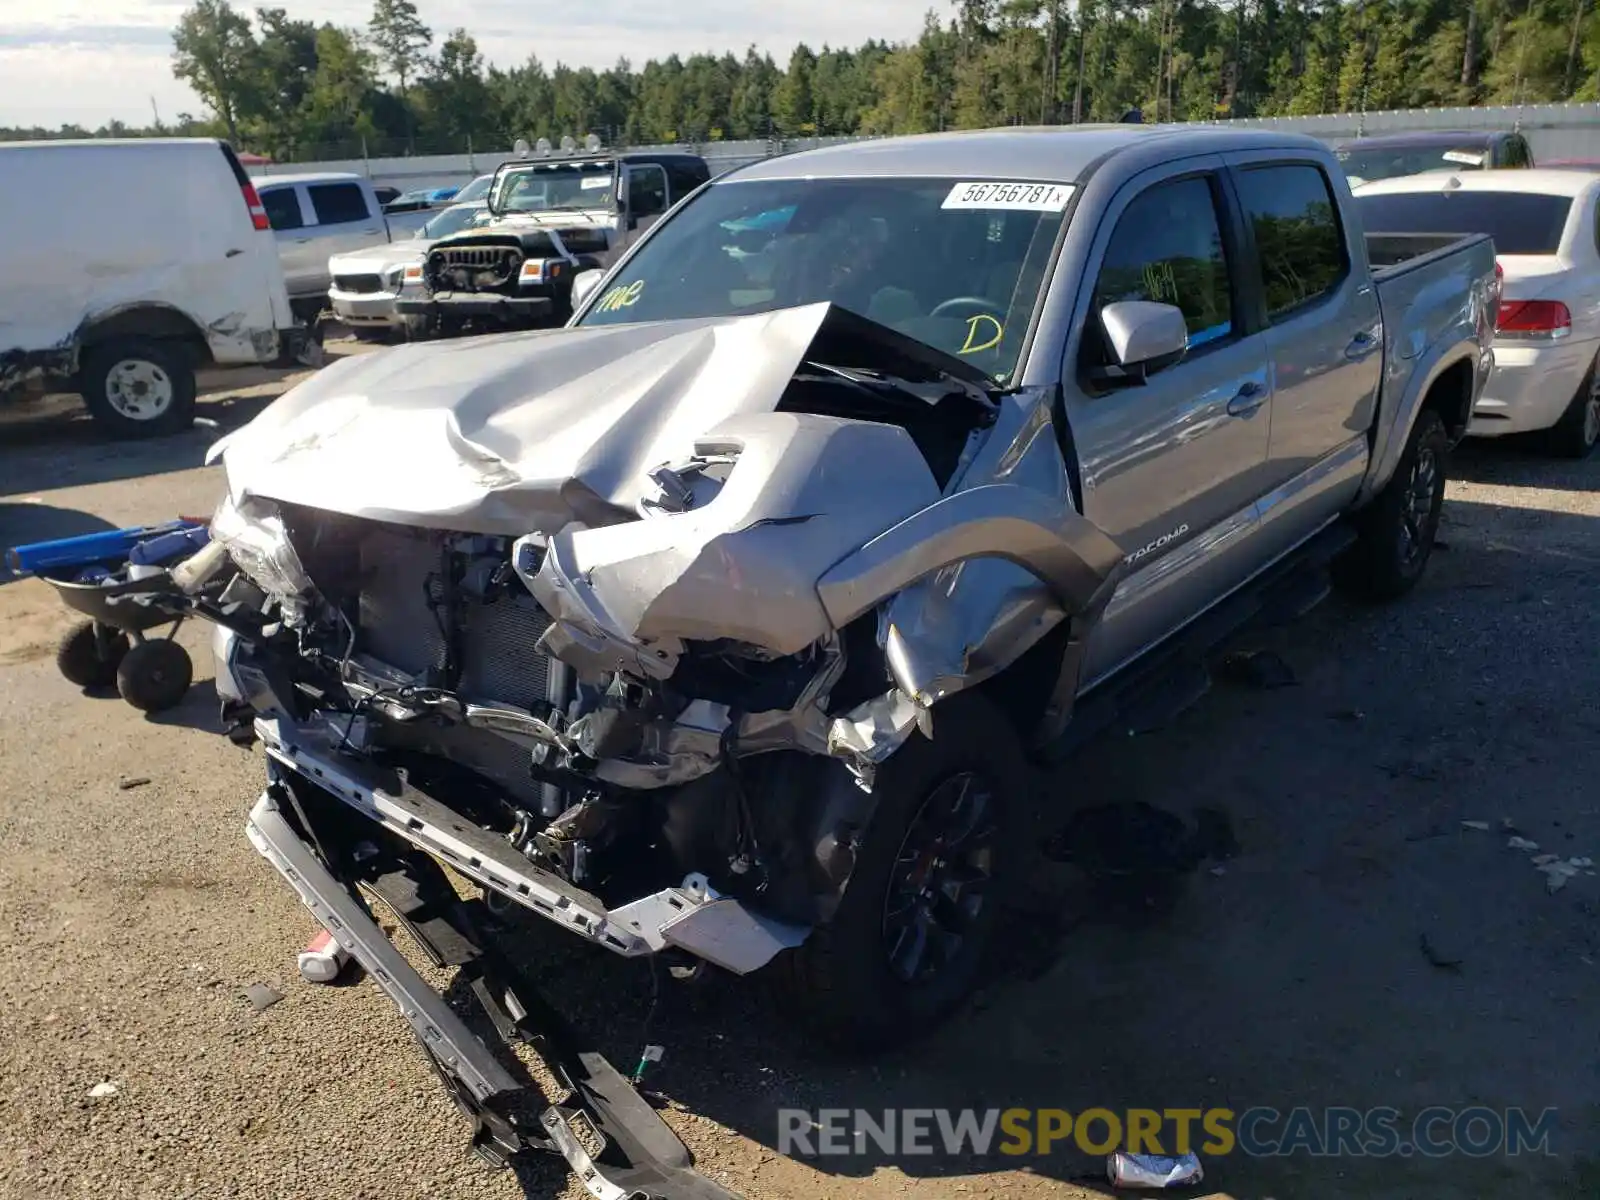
[0,0,934,128]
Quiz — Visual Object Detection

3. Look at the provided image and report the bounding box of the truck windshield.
[492,161,615,214]
[1355,191,1572,255]
[1337,144,1490,185]
[419,204,486,239]
[574,176,1072,383]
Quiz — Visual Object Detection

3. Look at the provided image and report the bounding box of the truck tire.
[80,338,196,439]
[1546,359,1600,460]
[771,692,1034,1052]
[1333,408,1449,604]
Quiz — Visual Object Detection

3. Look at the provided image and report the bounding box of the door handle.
[1227,380,1267,417]
[294,237,313,244]
[1345,331,1379,360]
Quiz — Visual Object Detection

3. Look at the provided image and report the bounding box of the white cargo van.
[0,138,302,438]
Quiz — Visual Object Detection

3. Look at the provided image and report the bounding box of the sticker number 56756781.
[942,181,1075,212]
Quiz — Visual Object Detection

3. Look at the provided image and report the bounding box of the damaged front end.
[206,301,1122,1191]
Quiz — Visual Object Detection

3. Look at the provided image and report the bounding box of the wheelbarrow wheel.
[116,639,193,713]
[57,620,130,689]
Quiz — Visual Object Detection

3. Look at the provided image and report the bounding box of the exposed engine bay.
[201,301,1125,975]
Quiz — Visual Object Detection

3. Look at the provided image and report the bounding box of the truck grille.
[428,245,522,292]
[333,273,386,294]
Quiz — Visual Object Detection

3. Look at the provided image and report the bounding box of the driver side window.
[628,165,668,218]
[1084,174,1235,370]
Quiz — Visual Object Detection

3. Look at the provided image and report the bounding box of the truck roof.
[251,171,368,187]
[728,124,1331,184]
[0,136,227,153]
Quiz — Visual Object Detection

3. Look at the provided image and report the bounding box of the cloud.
[0,25,175,49]
[0,0,931,128]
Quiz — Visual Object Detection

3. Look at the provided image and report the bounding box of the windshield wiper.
[801,360,997,410]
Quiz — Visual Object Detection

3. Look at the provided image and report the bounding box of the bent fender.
[814,483,1126,631]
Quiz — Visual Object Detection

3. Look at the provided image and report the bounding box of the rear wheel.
[1333,408,1449,603]
[1546,359,1600,460]
[772,693,1033,1052]
[80,338,196,439]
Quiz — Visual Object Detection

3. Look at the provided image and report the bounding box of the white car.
[327,201,491,339]
[1354,169,1600,457]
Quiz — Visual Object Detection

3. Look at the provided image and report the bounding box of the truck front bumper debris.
[395,291,554,319]
[255,717,808,975]
[246,782,743,1200]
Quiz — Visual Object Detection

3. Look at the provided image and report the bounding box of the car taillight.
[1496,299,1571,339]
[241,181,270,231]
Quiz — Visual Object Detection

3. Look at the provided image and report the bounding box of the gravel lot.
[2,350,1596,1200]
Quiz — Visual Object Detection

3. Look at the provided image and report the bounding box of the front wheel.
[1333,408,1450,604]
[771,693,1033,1052]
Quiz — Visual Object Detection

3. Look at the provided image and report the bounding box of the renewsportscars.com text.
[777,1106,1558,1159]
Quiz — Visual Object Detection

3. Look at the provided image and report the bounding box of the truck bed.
[1366,231,1492,281]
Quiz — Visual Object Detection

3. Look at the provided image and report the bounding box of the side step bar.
[246,787,743,1200]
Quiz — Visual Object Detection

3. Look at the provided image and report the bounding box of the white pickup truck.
[188,125,1497,1200]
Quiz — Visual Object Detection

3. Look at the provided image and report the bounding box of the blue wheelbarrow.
[6,519,214,712]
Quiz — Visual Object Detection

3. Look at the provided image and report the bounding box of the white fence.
[245,104,1600,192]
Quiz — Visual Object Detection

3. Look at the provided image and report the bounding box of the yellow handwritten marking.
[595,279,645,312]
[959,313,1003,354]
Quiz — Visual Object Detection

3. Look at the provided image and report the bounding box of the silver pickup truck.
[189,126,1496,1198]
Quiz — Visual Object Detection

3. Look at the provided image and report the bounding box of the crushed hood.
[213,302,973,536]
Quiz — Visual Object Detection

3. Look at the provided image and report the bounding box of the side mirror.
[572,269,604,309]
[1098,300,1189,381]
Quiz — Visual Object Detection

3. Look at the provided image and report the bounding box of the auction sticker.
[943,181,1075,211]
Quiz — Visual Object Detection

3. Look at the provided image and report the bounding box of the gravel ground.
[1,353,1596,1200]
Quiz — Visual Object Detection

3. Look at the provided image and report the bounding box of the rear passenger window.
[308,183,371,225]
[259,187,303,231]
[1091,175,1234,352]
[1235,164,1348,322]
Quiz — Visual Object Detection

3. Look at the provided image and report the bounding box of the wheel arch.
[77,304,213,367]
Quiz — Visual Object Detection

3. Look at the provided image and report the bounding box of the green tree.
[171,0,260,145]
[368,0,432,105]
[772,44,817,132]
[304,25,378,149]
[253,7,318,153]
[424,29,495,143]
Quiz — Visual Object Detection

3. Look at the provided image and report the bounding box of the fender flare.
[1359,335,1484,506]
[814,482,1126,630]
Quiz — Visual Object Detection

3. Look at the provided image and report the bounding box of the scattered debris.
[296,929,350,985]
[1107,1150,1204,1188]
[243,983,284,1012]
[87,1081,120,1099]
[117,777,152,791]
[1500,817,1524,836]
[1460,820,1491,832]
[1535,857,1591,894]
[1508,836,1540,852]
[1209,865,1228,877]
[1329,708,1366,723]
[1216,649,1297,690]
[1419,933,1463,971]
[1045,802,1238,916]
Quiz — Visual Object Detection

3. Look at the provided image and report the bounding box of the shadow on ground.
[436,500,1599,1200]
